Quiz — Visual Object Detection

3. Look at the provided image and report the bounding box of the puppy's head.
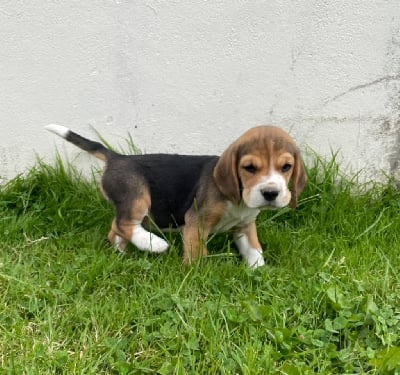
[213,125,307,209]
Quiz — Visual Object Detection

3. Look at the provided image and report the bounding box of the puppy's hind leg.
[111,198,169,254]
[108,220,128,252]
[130,224,169,253]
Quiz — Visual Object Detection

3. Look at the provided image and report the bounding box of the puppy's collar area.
[212,202,260,234]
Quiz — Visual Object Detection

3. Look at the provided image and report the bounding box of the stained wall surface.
[1,1,399,182]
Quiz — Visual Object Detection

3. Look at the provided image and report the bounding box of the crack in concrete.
[324,74,400,105]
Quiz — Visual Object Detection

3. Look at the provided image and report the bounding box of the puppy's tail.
[45,124,114,162]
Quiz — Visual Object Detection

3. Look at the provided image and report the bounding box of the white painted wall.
[1,1,399,183]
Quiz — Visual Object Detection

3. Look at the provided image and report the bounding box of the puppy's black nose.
[262,189,279,201]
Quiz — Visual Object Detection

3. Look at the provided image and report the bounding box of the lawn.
[0,155,399,374]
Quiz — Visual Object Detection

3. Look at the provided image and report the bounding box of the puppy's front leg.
[234,221,265,268]
[182,224,209,265]
[182,201,227,265]
[183,208,210,265]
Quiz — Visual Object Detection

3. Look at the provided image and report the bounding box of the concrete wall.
[1,1,399,183]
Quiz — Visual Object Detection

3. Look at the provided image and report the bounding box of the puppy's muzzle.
[261,189,280,202]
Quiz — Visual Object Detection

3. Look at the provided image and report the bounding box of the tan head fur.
[213,126,307,209]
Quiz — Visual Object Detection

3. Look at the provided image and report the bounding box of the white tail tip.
[45,124,70,138]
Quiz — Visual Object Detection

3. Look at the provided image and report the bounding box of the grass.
[0,153,400,374]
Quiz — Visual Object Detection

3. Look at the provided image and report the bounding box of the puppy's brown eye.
[281,163,292,172]
[243,164,257,174]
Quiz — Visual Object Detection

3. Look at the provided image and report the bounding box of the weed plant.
[0,153,399,374]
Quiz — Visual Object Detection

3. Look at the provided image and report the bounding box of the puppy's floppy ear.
[290,150,307,208]
[213,144,241,204]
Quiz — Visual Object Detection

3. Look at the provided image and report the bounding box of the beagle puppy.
[45,124,307,268]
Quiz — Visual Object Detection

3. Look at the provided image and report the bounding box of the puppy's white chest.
[213,202,260,233]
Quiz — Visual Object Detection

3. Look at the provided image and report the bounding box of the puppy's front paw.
[244,248,265,269]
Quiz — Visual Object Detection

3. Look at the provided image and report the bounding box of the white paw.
[148,234,169,253]
[234,233,265,268]
[131,226,169,253]
[244,248,265,269]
